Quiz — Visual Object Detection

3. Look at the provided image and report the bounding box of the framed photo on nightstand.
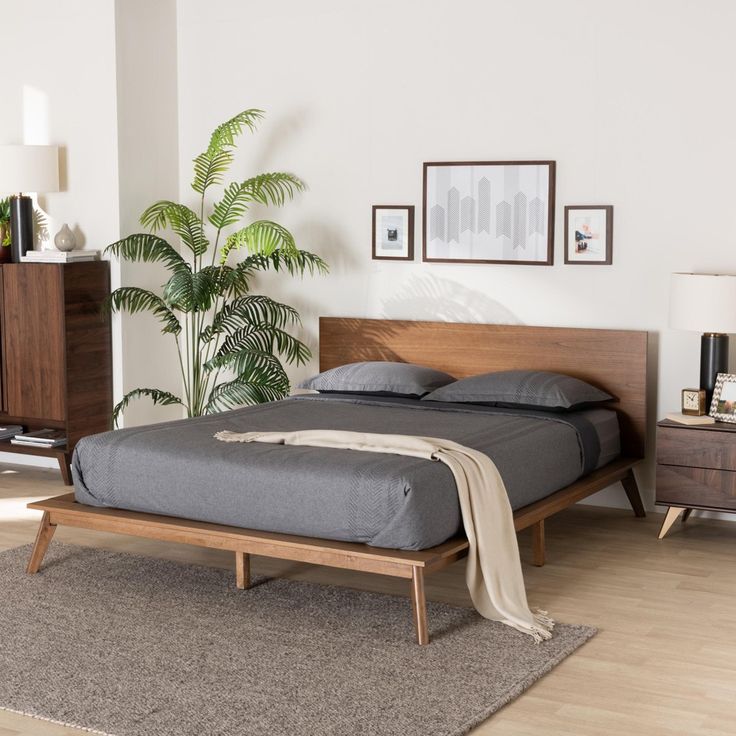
[709,372,736,422]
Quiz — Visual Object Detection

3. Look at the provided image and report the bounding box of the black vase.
[9,195,33,263]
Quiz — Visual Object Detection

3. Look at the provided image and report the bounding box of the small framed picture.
[372,205,414,260]
[564,205,613,265]
[710,373,736,422]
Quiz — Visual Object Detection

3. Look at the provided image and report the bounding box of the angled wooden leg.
[410,567,429,645]
[658,506,685,539]
[532,520,545,567]
[26,512,57,574]
[235,551,251,589]
[682,508,693,523]
[621,469,646,518]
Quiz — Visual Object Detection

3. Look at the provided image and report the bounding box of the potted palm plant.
[105,109,327,425]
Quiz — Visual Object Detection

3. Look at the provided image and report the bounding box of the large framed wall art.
[422,160,555,265]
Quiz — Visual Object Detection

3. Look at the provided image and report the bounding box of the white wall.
[115,0,183,426]
[176,0,736,510]
[0,0,120,468]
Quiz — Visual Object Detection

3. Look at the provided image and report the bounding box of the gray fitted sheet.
[73,395,619,550]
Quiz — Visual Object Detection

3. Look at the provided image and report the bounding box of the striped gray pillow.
[299,361,455,398]
[423,370,613,411]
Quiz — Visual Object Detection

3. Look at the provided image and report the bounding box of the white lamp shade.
[670,273,736,334]
[0,145,59,194]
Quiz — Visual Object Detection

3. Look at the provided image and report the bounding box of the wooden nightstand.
[656,419,736,538]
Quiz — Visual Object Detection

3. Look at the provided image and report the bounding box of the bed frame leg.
[26,511,57,574]
[410,567,429,645]
[621,469,646,517]
[235,551,251,589]
[532,520,545,567]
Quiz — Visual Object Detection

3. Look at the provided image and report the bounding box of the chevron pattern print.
[424,161,554,264]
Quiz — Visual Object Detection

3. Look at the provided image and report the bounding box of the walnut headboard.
[319,318,649,459]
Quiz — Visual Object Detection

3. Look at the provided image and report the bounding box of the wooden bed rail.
[25,457,643,645]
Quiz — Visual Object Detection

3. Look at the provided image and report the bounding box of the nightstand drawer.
[656,426,736,471]
[656,464,736,511]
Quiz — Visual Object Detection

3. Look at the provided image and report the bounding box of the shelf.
[0,440,68,458]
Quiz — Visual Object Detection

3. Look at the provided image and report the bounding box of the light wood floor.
[0,465,735,736]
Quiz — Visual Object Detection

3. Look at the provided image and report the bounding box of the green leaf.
[104,233,188,273]
[220,221,299,262]
[205,347,284,375]
[105,287,182,335]
[140,201,209,257]
[191,149,234,195]
[201,294,300,343]
[208,325,310,369]
[163,267,220,313]
[209,173,306,230]
[205,373,289,414]
[207,109,264,155]
[112,388,183,427]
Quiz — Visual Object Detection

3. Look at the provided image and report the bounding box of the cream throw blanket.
[214,429,554,642]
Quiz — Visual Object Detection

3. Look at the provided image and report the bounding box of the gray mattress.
[73,394,620,551]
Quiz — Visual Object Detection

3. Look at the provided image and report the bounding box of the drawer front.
[657,426,736,471]
[656,464,736,511]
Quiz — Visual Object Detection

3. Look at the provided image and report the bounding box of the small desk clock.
[682,388,707,416]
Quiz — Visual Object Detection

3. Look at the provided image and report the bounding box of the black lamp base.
[9,195,33,263]
[700,333,729,407]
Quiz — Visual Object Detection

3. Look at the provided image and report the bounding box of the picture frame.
[709,372,736,422]
[372,205,414,261]
[422,160,555,265]
[564,205,613,265]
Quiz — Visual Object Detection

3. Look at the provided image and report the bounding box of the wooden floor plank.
[0,465,735,735]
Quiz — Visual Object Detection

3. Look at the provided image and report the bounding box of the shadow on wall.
[381,274,523,325]
[249,107,309,175]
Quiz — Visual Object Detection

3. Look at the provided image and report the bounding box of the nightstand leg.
[658,506,686,539]
[682,508,693,523]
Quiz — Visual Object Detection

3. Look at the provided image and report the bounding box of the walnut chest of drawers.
[656,418,736,537]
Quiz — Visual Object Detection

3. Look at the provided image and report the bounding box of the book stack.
[0,425,24,441]
[665,412,715,426]
[21,250,100,264]
[11,429,67,448]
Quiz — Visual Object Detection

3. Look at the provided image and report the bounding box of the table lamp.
[670,273,736,404]
[0,145,59,262]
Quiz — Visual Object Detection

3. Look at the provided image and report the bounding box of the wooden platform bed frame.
[27,319,649,645]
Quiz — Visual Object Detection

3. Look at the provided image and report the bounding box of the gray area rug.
[0,543,595,736]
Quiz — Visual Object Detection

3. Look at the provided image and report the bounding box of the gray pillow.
[422,370,613,411]
[299,361,455,398]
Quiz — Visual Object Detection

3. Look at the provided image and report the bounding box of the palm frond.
[105,287,182,335]
[191,149,234,195]
[205,347,284,375]
[201,294,300,343]
[207,109,265,155]
[210,324,310,367]
[220,221,299,262]
[140,201,209,257]
[105,233,189,273]
[205,373,289,414]
[113,388,183,427]
[265,249,329,277]
[163,267,220,313]
[209,173,306,230]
